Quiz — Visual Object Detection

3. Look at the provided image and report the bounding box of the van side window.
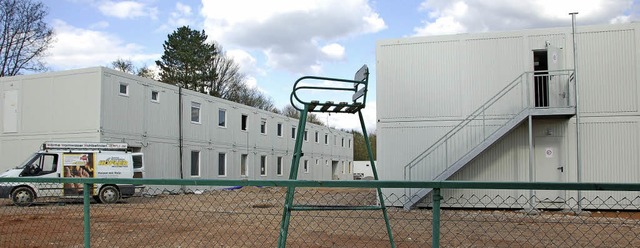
[41,154,58,173]
[24,154,57,176]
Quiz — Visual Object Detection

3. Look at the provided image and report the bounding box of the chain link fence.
[1,179,640,247]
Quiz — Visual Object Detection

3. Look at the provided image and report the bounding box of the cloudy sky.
[44,0,639,131]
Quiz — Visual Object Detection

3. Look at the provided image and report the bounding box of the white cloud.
[414,0,636,36]
[200,0,386,74]
[226,49,262,76]
[98,0,158,20]
[321,43,346,60]
[46,20,160,70]
[157,2,196,32]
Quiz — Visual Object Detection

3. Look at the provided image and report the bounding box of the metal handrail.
[404,69,575,181]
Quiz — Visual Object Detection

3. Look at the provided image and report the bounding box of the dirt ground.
[1,186,639,247]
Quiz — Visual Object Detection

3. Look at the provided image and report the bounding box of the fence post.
[83,183,91,248]
[432,188,442,248]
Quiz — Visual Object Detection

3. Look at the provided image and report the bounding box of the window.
[218,153,227,176]
[291,126,296,139]
[348,162,352,173]
[341,161,345,174]
[260,119,267,134]
[151,90,159,102]
[324,134,328,144]
[240,154,248,177]
[190,151,200,177]
[260,155,267,176]
[26,154,58,176]
[341,138,344,147]
[277,156,283,176]
[241,114,248,131]
[304,130,308,141]
[191,102,201,123]
[218,109,226,127]
[304,160,309,173]
[277,123,283,137]
[348,139,351,148]
[334,135,337,145]
[315,131,319,143]
[119,83,128,96]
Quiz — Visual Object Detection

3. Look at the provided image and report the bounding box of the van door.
[132,153,144,178]
[62,153,94,196]
[21,153,63,197]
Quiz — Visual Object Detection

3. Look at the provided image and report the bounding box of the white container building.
[0,67,354,184]
[376,22,640,209]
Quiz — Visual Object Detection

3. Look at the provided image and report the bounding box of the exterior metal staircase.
[403,70,576,209]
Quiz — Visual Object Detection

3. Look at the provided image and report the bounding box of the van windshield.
[16,153,39,169]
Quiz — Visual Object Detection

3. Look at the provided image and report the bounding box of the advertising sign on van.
[62,153,94,196]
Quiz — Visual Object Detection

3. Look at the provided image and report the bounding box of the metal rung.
[333,102,348,112]
[291,205,385,211]
[309,101,320,111]
[346,103,364,113]
[320,101,333,112]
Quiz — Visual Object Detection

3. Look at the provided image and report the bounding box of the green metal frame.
[3,178,640,248]
[278,64,395,247]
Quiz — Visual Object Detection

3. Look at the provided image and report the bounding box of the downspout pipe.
[179,86,184,181]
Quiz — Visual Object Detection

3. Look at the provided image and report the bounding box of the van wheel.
[98,185,120,204]
[12,187,35,207]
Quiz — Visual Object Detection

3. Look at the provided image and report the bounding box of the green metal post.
[432,188,442,248]
[359,111,395,247]
[278,105,309,248]
[83,183,91,248]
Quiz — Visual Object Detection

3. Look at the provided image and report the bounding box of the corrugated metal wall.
[99,68,353,181]
[377,22,640,208]
[0,68,104,170]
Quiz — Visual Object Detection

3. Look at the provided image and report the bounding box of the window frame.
[191,102,201,124]
[241,114,248,131]
[260,118,267,134]
[304,160,309,173]
[277,123,283,137]
[218,152,227,177]
[151,90,159,102]
[276,156,283,176]
[240,154,248,177]
[190,150,200,177]
[218,108,227,128]
[260,155,267,176]
[291,126,296,139]
[119,83,129,96]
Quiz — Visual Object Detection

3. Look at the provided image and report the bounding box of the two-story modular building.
[0,67,354,184]
[377,22,640,209]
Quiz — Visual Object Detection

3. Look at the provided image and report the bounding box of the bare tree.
[282,104,324,126]
[0,0,53,76]
[111,58,134,74]
[204,47,240,98]
[110,58,156,80]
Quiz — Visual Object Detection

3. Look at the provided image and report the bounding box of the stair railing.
[403,70,575,199]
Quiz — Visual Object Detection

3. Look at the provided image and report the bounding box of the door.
[62,153,95,196]
[21,153,63,198]
[534,136,565,203]
[546,44,567,107]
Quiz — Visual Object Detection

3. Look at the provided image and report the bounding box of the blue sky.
[42,0,639,131]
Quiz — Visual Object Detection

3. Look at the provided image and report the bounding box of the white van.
[0,142,144,206]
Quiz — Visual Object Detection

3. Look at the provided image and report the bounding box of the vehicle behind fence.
[1,178,640,247]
